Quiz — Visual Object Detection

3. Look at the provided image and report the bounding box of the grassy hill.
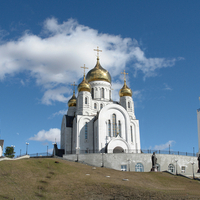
[0,158,200,199]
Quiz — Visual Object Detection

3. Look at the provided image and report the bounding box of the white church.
[60,47,141,155]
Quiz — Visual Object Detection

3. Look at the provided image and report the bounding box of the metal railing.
[65,149,197,157]
[16,152,53,158]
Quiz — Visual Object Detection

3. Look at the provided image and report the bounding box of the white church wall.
[67,106,76,116]
[60,116,66,149]
[90,81,111,101]
[63,153,198,175]
[65,127,72,153]
[76,115,94,153]
[98,104,133,152]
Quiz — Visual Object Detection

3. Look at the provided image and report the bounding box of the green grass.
[0,158,200,199]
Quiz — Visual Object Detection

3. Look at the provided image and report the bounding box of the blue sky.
[0,0,200,156]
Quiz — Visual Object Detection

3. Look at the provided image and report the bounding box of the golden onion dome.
[78,75,91,92]
[86,58,111,83]
[119,80,132,97]
[68,93,77,107]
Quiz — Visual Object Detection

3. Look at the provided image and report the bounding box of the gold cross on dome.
[94,46,102,58]
[121,70,128,81]
[71,82,77,93]
[81,64,88,76]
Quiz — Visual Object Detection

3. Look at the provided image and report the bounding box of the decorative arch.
[168,164,175,173]
[107,135,131,153]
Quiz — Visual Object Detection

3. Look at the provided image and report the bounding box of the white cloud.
[20,79,25,86]
[153,140,175,150]
[49,109,68,119]
[163,83,172,91]
[0,17,181,105]
[29,128,60,143]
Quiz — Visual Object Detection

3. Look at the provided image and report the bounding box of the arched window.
[109,90,111,100]
[94,103,97,109]
[85,97,87,104]
[128,102,130,108]
[112,114,117,137]
[168,164,175,173]
[118,121,121,136]
[85,122,88,139]
[100,104,103,109]
[131,126,133,142]
[135,163,144,172]
[92,88,94,99]
[108,120,111,137]
[101,88,104,98]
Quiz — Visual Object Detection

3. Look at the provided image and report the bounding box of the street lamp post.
[76,147,80,162]
[191,162,195,179]
[47,145,48,156]
[175,159,178,175]
[26,142,29,155]
[127,159,131,171]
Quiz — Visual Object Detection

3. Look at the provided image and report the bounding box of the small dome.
[119,80,132,97]
[78,75,91,92]
[86,58,111,83]
[68,93,77,107]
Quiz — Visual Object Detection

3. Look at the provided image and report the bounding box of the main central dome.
[86,58,111,83]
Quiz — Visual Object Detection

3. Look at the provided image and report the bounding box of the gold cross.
[121,70,128,81]
[71,82,77,93]
[94,46,102,58]
[81,64,88,76]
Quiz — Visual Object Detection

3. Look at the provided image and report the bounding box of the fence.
[66,149,197,157]
[16,152,53,158]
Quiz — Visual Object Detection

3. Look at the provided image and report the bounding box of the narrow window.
[100,104,103,109]
[94,103,97,109]
[108,120,111,137]
[92,88,94,99]
[131,126,133,142]
[85,97,87,104]
[181,166,186,173]
[85,122,88,139]
[109,90,111,100]
[112,114,117,137]
[128,102,130,108]
[118,121,121,136]
[101,88,104,98]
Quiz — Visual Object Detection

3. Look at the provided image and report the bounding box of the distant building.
[60,48,141,155]
[197,108,200,154]
[0,140,4,157]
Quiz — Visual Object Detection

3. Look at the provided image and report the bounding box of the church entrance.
[113,146,124,153]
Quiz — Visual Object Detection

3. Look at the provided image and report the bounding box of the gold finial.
[71,82,77,94]
[94,46,102,59]
[121,70,128,81]
[81,64,88,76]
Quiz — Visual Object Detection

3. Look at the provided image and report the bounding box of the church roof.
[119,80,132,97]
[86,58,111,83]
[68,93,77,107]
[78,75,91,92]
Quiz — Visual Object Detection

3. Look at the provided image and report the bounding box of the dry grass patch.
[0,158,200,199]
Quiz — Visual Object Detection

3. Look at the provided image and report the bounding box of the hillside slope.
[0,158,200,199]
